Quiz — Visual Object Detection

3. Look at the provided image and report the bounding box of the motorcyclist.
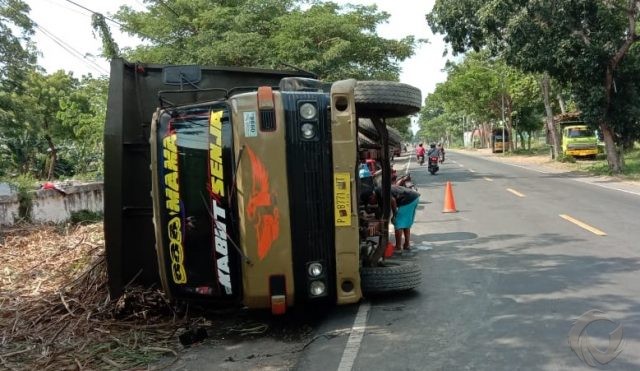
[415,143,425,164]
[427,143,440,158]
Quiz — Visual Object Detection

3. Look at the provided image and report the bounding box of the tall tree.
[0,0,35,90]
[428,0,640,173]
[419,52,542,149]
[115,0,418,80]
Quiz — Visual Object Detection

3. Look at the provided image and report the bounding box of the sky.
[24,0,449,101]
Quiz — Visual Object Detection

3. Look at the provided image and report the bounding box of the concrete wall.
[0,182,103,225]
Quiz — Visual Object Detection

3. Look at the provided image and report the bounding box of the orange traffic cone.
[442,181,457,213]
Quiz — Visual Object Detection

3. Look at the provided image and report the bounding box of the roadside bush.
[557,154,576,163]
[3,175,38,221]
[69,210,103,225]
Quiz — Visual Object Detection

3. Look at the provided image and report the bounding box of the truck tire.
[355,81,422,118]
[358,119,402,148]
[358,132,379,149]
[360,260,422,294]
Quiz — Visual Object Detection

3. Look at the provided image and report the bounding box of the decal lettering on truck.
[209,110,232,295]
[163,134,187,284]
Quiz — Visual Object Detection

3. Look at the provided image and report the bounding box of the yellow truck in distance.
[561,124,598,158]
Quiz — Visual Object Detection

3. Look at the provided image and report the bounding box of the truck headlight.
[301,123,316,139]
[299,102,317,120]
[309,281,326,296]
[308,262,323,277]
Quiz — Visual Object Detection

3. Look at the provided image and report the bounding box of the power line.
[34,23,108,75]
[155,0,180,18]
[59,0,200,62]
[61,0,165,45]
[62,0,127,29]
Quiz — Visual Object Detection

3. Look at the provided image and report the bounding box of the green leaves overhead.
[0,0,35,89]
[115,0,417,80]
[428,0,640,171]
[418,52,543,145]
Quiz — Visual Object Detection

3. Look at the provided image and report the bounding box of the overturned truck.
[104,59,421,314]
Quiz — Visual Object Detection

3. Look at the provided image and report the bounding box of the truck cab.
[561,123,598,158]
[104,59,422,313]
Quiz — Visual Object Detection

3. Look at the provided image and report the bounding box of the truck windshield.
[567,128,594,138]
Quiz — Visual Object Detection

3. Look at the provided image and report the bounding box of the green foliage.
[91,13,120,59]
[427,0,640,172]
[386,117,411,140]
[0,70,107,180]
[0,0,36,89]
[418,52,542,145]
[3,173,37,221]
[557,154,576,163]
[115,0,418,80]
[69,210,104,225]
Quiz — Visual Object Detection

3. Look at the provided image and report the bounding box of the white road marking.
[572,177,640,197]
[469,169,476,173]
[337,301,371,371]
[454,150,640,197]
[484,177,494,182]
[506,188,526,197]
[458,164,464,168]
[405,154,411,174]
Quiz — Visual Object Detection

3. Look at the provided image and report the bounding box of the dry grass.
[0,223,187,370]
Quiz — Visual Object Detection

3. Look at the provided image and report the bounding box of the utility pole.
[501,78,505,155]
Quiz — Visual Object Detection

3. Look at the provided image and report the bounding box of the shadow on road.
[360,231,640,370]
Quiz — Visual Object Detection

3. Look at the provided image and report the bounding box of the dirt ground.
[0,223,317,370]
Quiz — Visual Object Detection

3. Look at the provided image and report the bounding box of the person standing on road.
[361,184,421,254]
[390,185,420,254]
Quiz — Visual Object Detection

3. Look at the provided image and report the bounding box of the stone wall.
[0,182,103,225]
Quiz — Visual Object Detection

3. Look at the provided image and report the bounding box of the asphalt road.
[296,150,640,371]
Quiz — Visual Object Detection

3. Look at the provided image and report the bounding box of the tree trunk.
[598,0,638,173]
[527,130,532,150]
[600,123,623,173]
[505,98,515,151]
[557,94,566,114]
[44,134,57,180]
[482,122,490,148]
[541,73,560,159]
[518,131,525,150]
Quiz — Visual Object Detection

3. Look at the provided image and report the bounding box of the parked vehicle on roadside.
[491,128,510,153]
[104,59,422,314]
[561,123,598,158]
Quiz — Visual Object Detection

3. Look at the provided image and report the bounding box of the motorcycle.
[428,156,439,175]
[417,155,425,166]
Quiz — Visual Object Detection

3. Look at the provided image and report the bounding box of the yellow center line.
[506,188,526,197]
[559,214,607,236]
[484,177,493,182]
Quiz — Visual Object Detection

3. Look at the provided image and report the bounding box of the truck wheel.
[360,260,422,294]
[358,132,379,149]
[358,119,402,148]
[355,81,422,118]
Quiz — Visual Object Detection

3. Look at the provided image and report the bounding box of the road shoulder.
[452,148,640,196]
